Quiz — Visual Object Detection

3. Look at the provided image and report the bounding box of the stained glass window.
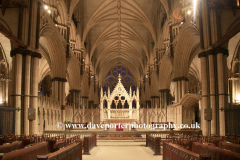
[103,65,136,94]
[125,77,131,82]
[108,77,114,82]
[106,71,111,77]
[128,71,133,77]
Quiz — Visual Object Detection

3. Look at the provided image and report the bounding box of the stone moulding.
[198,48,229,58]
[10,48,42,58]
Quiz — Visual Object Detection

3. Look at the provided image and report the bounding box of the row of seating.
[162,134,240,160]
[146,134,161,155]
[0,133,97,160]
[83,133,97,155]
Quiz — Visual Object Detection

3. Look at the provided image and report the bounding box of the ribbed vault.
[179,94,201,109]
[81,0,160,81]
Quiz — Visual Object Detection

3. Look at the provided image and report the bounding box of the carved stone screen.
[0,106,16,135]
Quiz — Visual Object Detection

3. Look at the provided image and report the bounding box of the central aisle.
[82,141,163,160]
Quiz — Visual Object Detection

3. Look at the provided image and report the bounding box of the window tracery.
[103,65,136,94]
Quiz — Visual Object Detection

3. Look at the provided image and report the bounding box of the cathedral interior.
[0,0,240,159]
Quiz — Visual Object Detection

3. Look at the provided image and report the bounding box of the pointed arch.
[81,71,89,97]
[67,56,81,90]
[179,94,201,109]
[173,23,200,78]
[56,0,68,25]
[159,55,173,90]
[39,24,66,78]
[151,71,159,96]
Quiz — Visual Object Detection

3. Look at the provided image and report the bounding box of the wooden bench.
[163,141,211,160]
[36,140,82,160]
[192,142,240,160]
[225,134,240,144]
[0,137,63,160]
[0,142,50,160]
[83,133,97,155]
[0,135,15,144]
[49,135,80,152]
[145,134,161,155]
[218,141,240,153]
[0,138,33,153]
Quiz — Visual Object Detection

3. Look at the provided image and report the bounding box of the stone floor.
[82,140,163,160]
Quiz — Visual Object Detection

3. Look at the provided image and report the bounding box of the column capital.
[198,51,208,58]
[51,77,67,82]
[198,48,228,58]
[172,77,189,82]
[69,89,81,93]
[10,48,42,58]
[215,47,229,56]
[159,89,170,92]
[74,49,82,53]
[206,49,216,55]
[151,96,160,98]
[82,96,89,99]
[31,51,42,58]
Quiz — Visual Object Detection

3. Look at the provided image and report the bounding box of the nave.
[83,140,162,160]
[1,131,240,160]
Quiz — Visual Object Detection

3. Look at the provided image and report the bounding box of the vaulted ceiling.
[78,0,162,81]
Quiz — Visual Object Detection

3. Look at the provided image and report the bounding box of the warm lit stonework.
[0,0,240,159]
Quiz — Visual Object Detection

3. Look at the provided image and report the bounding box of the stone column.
[164,90,170,121]
[11,48,42,135]
[181,80,186,98]
[178,81,181,101]
[5,80,9,106]
[72,91,75,122]
[61,81,66,123]
[216,48,228,136]
[82,97,88,109]
[146,102,149,124]
[52,110,55,130]
[199,97,202,125]
[208,53,216,135]
[59,81,62,103]
[23,55,31,135]
[159,91,162,109]
[159,89,170,121]
[69,89,80,122]
[199,52,209,136]
[82,97,88,122]
[174,81,178,103]
[53,81,58,100]
[231,78,235,103]
[12,53,22,135]
[39,107,43,133]
[51,77,67,124]
[30,56,40,135]
[232,78,238,103]
[76,90,80,109]
[52,82,55,100]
